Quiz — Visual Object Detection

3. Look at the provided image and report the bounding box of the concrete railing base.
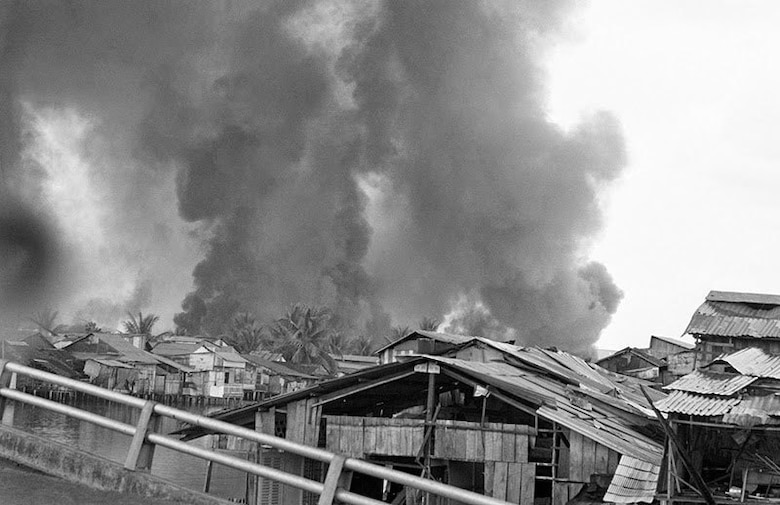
[0,424,232,505]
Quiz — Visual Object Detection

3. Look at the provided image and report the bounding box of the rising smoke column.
[0,1,624,354]
[342,1,625,354]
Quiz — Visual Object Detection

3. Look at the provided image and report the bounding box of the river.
[11,399,250,502]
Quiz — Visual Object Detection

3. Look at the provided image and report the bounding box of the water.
[11,399,251,502]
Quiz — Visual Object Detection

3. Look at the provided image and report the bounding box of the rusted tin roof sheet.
[604,455,661,504]
[714,347,780,379]
[664,369,756,395]
[654,390,740,416]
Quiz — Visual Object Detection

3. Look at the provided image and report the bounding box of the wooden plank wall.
[325,416,425,457]
[566,431,620,483]
[485,462,536,503]
[434,421,532,462]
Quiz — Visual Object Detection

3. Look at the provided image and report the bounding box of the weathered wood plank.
[502,428,517,462]
[507,463,522,504]
[493,462,508,500]
[607,448,620,474]
[595,442,609,474]
[569,432,582,481]
[581,437,596,481]
[485,462,495,498]
[520,463,536,505]
[514,433,528,463]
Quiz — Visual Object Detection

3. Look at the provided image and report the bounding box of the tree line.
[28,305,442,376]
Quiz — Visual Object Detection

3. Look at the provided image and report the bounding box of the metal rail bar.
[0,388,136,436]
[0,359,513,505]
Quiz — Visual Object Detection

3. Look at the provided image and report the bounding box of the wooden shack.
[219,342,666,505]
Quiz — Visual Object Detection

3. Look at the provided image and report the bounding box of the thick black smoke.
[0,1,624,354]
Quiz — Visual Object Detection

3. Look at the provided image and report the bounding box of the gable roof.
[596,347,664,368]
[685,290,780,339]
[649,335,695,350]
[373,330,476,355]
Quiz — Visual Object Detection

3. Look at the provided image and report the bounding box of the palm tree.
[388,325,411,343]
[123,312,160,335]
[270,304,339,374]
[226,312,269,354]
[84,321,101,333]
[350,335,375,356]
[418,316,440,332]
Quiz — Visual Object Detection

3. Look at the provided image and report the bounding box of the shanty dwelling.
[375,330,477,364]
[182,341,666,505]
[685,291,780,367]
[596,347,665,382]
[242,354,320,400]
[654,347,780,505]
[186,343,252,399]
[0,334,86,394]
[646,336,696,360]
[63,332,190,396]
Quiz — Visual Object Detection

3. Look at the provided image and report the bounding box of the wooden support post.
[124,400,158,470]
[641,386,715,505]
[318,455,352,505]
[204,460,215,493]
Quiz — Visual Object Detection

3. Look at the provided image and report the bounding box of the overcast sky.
[547,1,780,350]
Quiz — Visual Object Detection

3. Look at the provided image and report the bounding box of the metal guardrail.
[0,359,512,505]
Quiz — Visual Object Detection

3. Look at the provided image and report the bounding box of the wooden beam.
[441,369,538,417]
[311,370,418,407]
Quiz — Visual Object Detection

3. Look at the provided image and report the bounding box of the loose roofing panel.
[429,356,664,464]
[654,390,740,416]
[604,456,661,504]
[664,370,755,396]
[714,347,780,379]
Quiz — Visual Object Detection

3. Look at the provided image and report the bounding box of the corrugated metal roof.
[687,312,780,338]
[428,356,664,464]
[664,369,756,395]
[151,342,202,356]
[654,390,740,416]
[715,347,780,379]
[604,455,661,504]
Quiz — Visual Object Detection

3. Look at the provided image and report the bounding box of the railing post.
[318,455,352,505]
[0,360,16,426]
[124,400,158,470]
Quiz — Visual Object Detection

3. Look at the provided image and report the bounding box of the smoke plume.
[0,0,624,354]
